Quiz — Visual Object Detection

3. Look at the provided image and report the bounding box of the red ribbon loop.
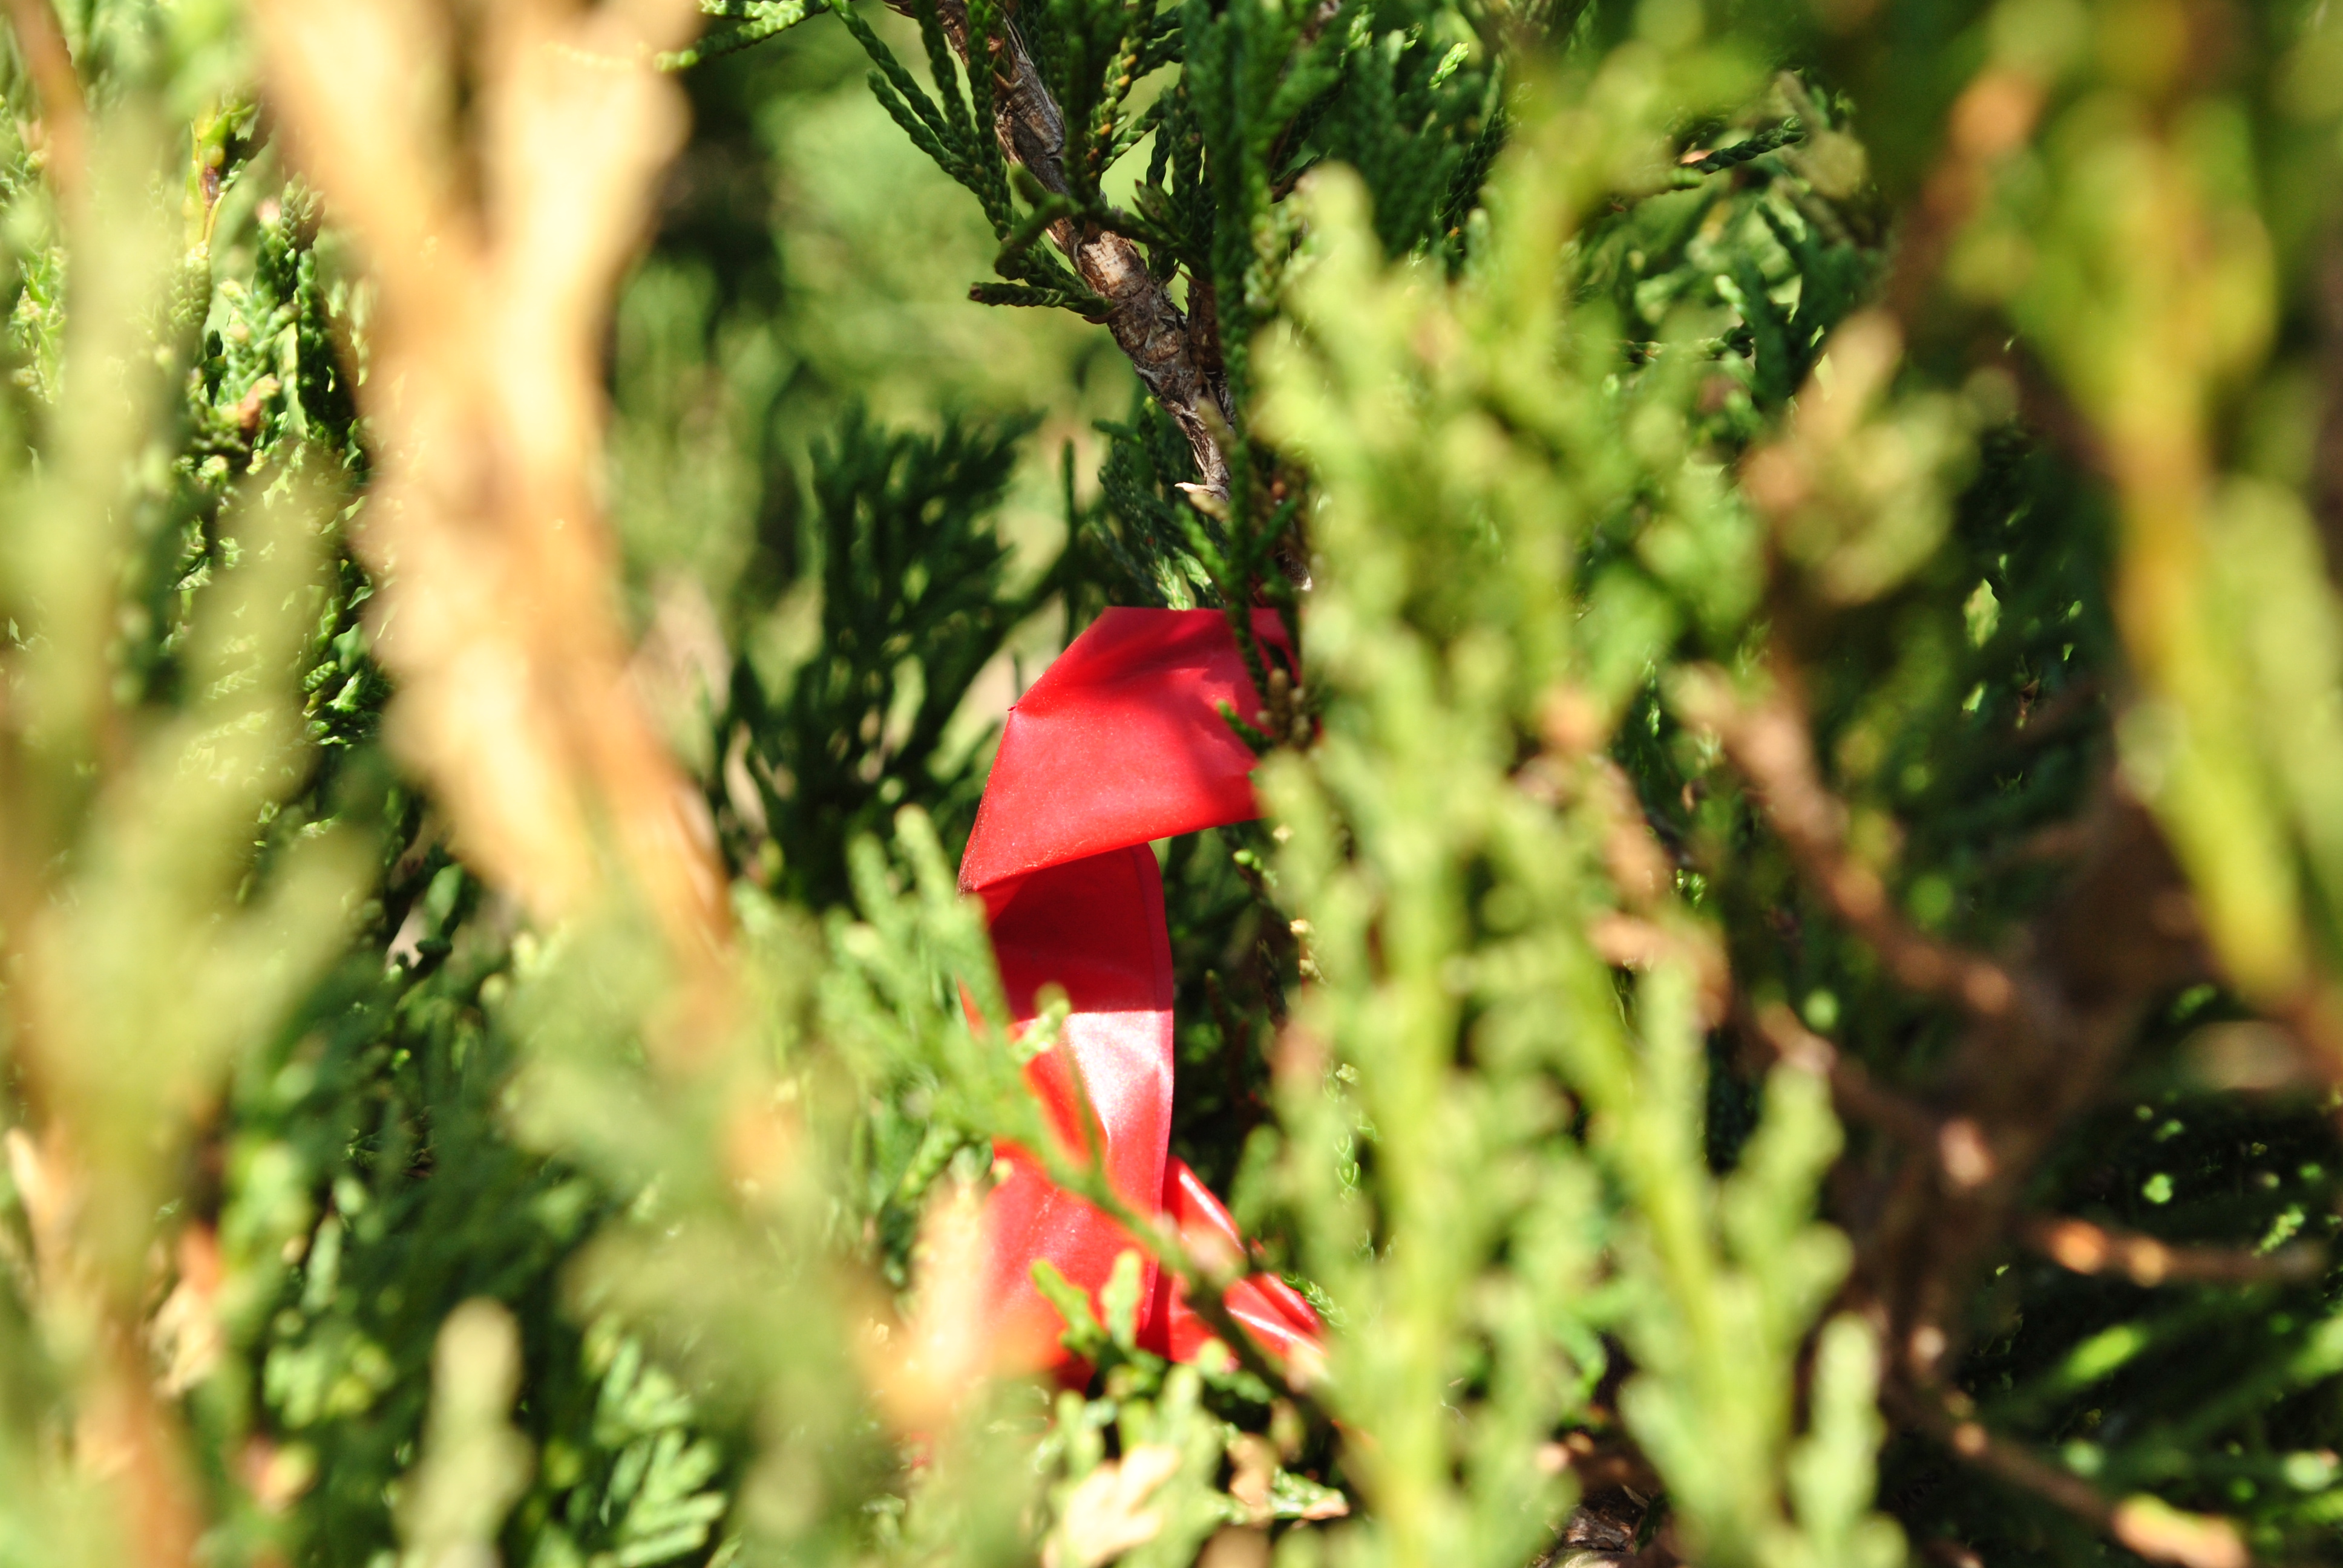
[958,608,1319,1373]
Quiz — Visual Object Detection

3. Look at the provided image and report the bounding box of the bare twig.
[1889,1387,2250,1568]
[2312,220,2343,584]
[2266,984,2343,1092]
[1879,67,2043,325]
[5,1130,203,1568]
[1890,1385,2111,1529]
[2024,1216,2325,1288]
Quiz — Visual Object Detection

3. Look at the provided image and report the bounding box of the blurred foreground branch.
[1,0,82,198]
[247,0,732,1034]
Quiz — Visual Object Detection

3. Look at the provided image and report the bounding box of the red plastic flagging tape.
[958,607,1322,1373]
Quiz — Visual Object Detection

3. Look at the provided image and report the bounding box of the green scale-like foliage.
[700,0,1510,608]
[10,2,2343,1567]
[715,406,1061,910]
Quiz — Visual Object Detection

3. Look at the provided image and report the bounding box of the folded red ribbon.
[958,607,1321,1373]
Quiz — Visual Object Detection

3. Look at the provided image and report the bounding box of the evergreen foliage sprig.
[7,3,2343,1568]
[686,0,1509,640]
[716,405,1061,909]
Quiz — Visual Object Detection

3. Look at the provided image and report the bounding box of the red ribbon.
[958,607,1322,1373]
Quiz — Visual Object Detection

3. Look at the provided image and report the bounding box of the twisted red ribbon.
[958,608,1321,1373]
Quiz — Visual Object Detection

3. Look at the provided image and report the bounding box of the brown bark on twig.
[1884,1384,2115,1529]
[0,25,208,1540]
[891,0,1234,497]
[1744,999,1944,1151]
[1878,67,2042,327]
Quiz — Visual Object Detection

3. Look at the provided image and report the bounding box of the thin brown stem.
[2312,220,2343,584]
[1890,1386,2113,1529]
[1744,1000,1943,1150]
[1878,67,2042,328]
[2023,1215,2325,1288]
[4,1131,202,1568]
[1887,1387,2250,1568]
[1677,672,2017,1016]
[1678,662,2212,1403]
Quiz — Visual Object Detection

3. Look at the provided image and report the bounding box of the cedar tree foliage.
[1,1,2342,1567]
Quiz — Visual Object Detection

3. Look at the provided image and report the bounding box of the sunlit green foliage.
[7,1,2343,1567]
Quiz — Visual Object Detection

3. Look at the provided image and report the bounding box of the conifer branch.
[251,0,738,1007]
[874,0,1234,498]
